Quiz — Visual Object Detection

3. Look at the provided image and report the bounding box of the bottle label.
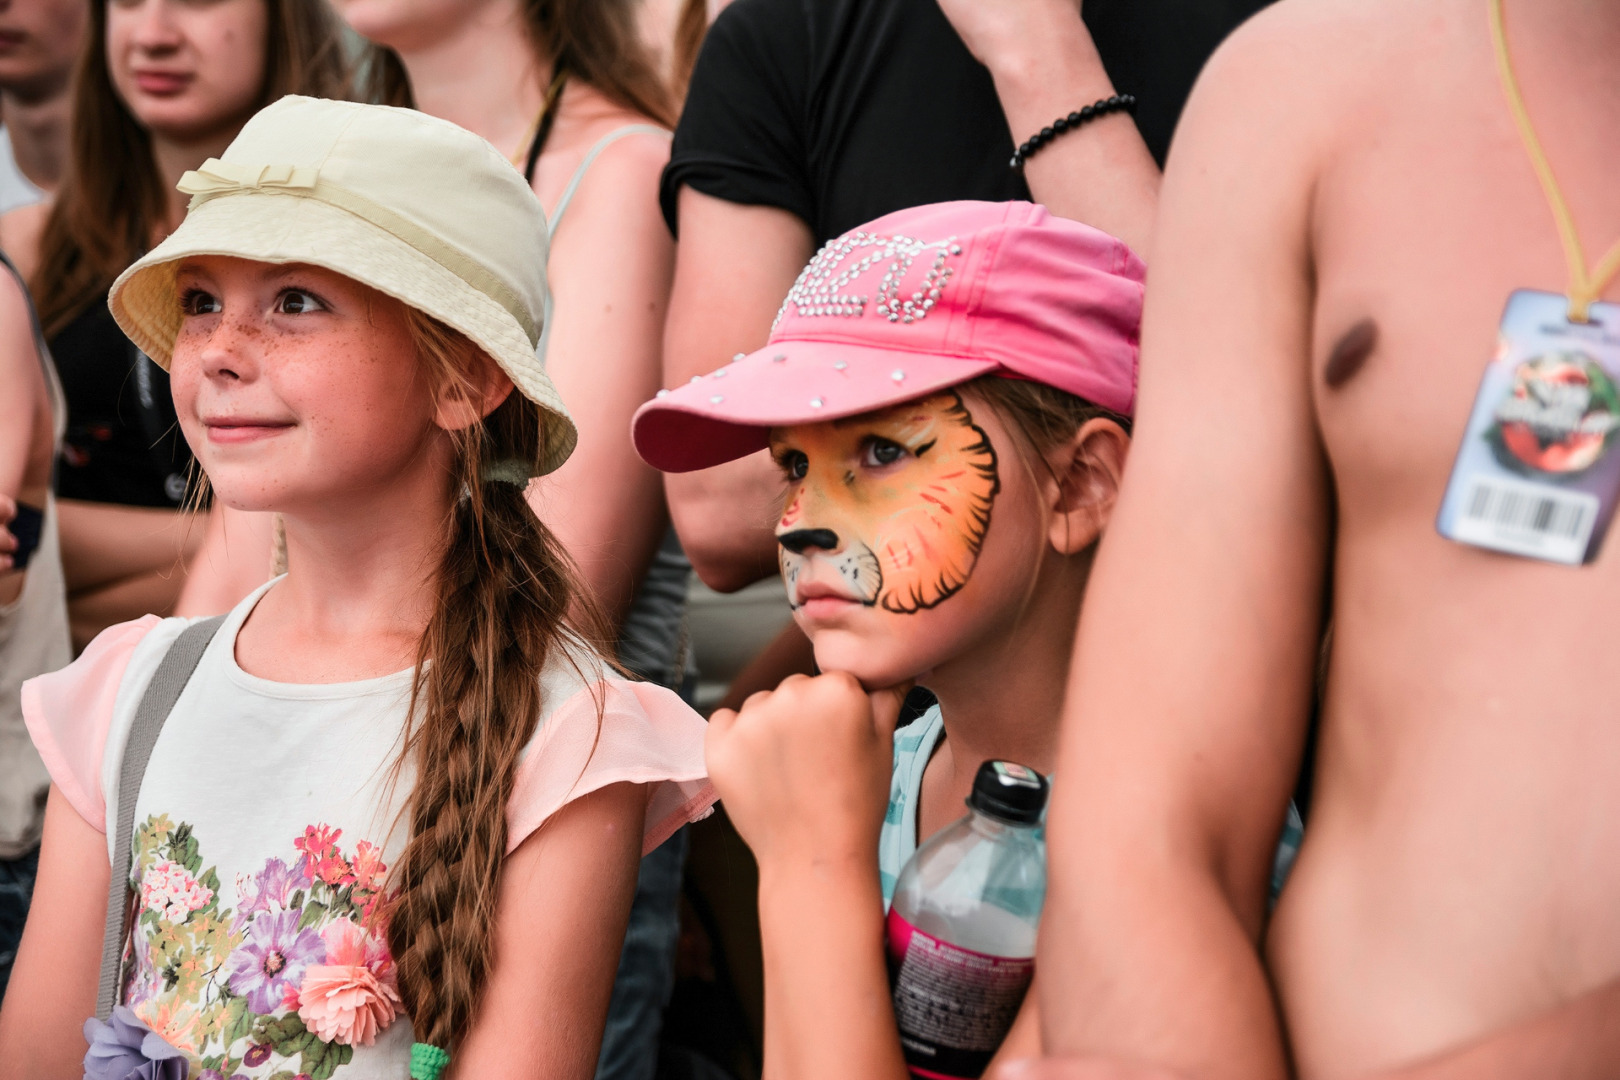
[886,907,1034,1079]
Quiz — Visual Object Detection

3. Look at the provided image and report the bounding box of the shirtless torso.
[1044,2,1620,1077]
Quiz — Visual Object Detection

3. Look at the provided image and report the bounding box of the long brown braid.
[384,308,607,1052]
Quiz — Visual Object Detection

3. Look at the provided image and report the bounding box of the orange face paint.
[771,391,1000,614]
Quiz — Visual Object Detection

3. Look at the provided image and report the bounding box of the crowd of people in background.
[0,0,1617,1077]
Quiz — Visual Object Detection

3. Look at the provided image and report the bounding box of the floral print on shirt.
[123,816,402,1079]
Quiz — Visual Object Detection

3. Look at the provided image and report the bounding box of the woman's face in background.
[105,0,267,142]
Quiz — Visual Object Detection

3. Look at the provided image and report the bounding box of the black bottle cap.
[968,760,1048,826]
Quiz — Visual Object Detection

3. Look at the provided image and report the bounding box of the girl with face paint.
[632,200,1143,1078]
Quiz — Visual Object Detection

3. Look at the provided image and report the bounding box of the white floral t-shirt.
[23,579,717,1079]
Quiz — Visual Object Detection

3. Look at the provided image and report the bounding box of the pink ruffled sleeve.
[19,615,162,831]
[507,678,717,856]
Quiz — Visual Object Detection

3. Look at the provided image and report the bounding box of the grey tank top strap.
[535,124,671,369]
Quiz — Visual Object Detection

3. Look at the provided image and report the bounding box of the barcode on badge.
[1449,475,1600,565]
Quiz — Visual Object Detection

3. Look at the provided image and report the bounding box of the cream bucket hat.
[109,95,576,475]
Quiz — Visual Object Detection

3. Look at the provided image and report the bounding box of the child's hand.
[706,672,912,869]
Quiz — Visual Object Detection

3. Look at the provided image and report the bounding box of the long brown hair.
[384,308,607,1052]
[363,0,675,128]
[31,0,348,338]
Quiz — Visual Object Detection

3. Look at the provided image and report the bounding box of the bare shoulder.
[545,83,671,194]
[0,200,49,282]
[1182,0,1438,159]
[542,90,673,254]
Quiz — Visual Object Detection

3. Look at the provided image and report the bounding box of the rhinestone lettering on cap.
[774,231,962,329]
[809,397,824,408]
[709,395,724,404]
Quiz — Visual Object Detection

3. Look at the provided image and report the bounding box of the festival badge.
[1437,1,1620,565]
[1438,291,1620,564]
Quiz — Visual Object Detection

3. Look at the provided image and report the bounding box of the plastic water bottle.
[886,760,1048,1079]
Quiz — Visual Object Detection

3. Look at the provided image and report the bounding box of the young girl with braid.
[0,96,715,1079]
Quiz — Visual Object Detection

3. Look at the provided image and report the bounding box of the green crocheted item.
[410,1042,451,1080]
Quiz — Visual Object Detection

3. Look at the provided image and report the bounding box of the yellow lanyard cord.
[1489,0,1620,322]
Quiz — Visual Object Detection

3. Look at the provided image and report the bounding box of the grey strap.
[549,123,669,234]
[96,616,225,1019]
[534,124,671,368]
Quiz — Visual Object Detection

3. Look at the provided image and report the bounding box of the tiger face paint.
[772,390,1047,686]
[773,391,1000,617]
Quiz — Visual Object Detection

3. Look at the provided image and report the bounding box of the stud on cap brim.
[632,342,996,473]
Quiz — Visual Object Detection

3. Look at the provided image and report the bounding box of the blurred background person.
[0,0,84,212]
[0,0,346,651]
[0,249,68,1003]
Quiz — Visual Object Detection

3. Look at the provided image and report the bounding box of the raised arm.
[660,188,814,591]
[704,673,914,1080]
[934,0,1159,253]
[1037,16,1334,1078]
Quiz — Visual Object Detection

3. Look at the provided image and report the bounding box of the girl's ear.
[1046,417,1130,555]
[433,349,517,432]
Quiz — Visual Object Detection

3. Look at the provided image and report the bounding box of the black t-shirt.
[663,0,1272,245]
[53,298,194,508]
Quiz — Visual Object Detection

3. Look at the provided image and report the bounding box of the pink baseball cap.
[633,200,1144,472]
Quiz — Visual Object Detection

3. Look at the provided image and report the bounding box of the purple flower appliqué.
[82,1006,188,1080]
[223,908,325,1014]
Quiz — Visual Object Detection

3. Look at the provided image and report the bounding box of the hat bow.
[178,159,320,199]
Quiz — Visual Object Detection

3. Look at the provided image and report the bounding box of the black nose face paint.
[777,528,840,555]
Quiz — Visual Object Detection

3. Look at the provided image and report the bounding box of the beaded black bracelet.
[1010,93,1138,170]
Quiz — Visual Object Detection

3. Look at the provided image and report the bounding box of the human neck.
[0,84,72,193]
[394,5,548,162]
[923,552,1094,787]
[149,125,242,237]
[246,459,454,681]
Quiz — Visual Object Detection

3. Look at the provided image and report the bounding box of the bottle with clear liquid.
[886,760,1048,1079]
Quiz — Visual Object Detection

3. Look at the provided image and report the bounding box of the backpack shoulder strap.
[96,614,225,1018]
